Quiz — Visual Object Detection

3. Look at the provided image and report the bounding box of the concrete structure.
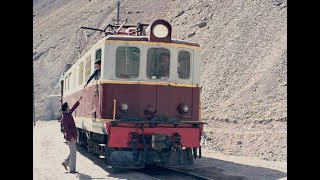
[44,95,61,120]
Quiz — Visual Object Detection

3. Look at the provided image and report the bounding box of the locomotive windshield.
[178,50,191,79]
[116,46,140,78]
[147,48,170,79]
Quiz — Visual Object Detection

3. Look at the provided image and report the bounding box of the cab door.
[92,48,102,120]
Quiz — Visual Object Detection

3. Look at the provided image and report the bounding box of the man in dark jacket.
[84,59,101,87]
[61,94,83,173]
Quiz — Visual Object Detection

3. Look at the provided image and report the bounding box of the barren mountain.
[33,0,287,161]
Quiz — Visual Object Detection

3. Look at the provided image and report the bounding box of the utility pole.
[116,0,120,24]
[111,1,121,25]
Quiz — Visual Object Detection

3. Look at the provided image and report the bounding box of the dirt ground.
[33,120,287,180]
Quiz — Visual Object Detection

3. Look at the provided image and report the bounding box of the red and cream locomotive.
[60,18,204,168]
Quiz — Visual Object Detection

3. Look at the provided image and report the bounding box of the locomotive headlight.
[120,102,129,112]
[182,105,189,113]
[146,19,172,42]
[178,103,189,114]
[152,24,169,38]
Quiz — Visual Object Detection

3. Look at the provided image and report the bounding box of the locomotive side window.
[79,62,84,85]
[178,51,191,79]
[85,56,91,82]
[96,49,101,61]
[116,46,140,78]
[147,48,170,79]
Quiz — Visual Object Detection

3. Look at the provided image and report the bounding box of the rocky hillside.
[33,0,287,161]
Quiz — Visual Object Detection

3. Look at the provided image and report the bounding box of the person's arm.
[69,101,80,114]
[69,93,83,113]
[85,69,98,86]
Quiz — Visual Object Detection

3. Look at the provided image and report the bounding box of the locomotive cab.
[60,19,204,168]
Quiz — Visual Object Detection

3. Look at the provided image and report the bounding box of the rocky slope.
[33,0,287,161]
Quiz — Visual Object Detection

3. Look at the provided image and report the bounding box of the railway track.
[77,142,212,179]
[131,165,212,180]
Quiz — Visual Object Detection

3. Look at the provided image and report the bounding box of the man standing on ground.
[61,94,83,173]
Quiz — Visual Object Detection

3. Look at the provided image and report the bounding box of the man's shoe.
[62,162,68,171]
[69,171,78,174]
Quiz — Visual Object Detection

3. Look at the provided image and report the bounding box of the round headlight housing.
[146,19,172,42]
[152,24,169,38]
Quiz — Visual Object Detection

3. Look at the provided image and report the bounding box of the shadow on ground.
[77,146,286,180]
[76,172,107,180]
[76,146,144,180]
[168,156,287,180]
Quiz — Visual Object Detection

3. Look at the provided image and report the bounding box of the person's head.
[61,102,70,113]
[95,59,101,70]
[160,53,170,65]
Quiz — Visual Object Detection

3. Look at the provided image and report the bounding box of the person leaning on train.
[61,94,83,173]
[84,59,101,88]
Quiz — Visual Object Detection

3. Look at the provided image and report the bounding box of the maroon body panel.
[63,83,200,121]
[63,85,101,119]
[101,83,200,121]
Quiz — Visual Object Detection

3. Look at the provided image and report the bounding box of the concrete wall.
[44,95,61,120]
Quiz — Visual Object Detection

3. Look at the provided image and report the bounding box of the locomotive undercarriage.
[77,129,106,155]
[76,128,201,169]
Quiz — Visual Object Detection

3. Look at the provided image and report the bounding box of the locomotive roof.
[104,35,200,47]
